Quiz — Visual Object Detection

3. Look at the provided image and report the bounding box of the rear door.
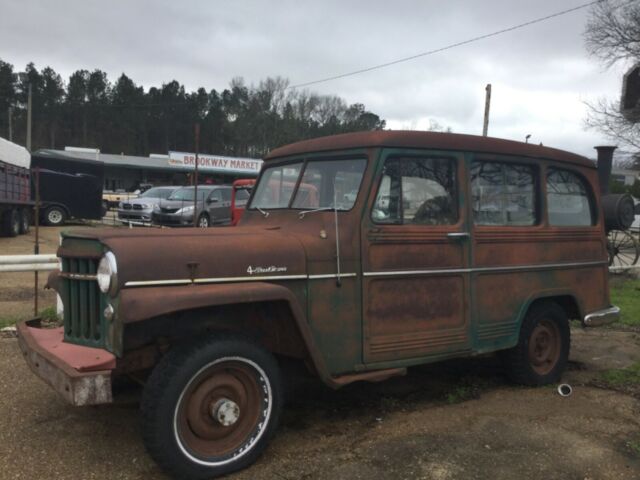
[361,149,472,364]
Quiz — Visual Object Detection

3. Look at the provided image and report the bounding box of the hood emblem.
[247,265,287,275]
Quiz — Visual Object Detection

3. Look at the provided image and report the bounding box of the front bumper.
[16,319,116,406]
[583,305,620,327]
[118,209,152,224]
[152,212,194,226]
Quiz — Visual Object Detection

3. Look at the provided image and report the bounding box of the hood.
[125,196,163,206]
[157,199,205,209]
[59,226,307,288]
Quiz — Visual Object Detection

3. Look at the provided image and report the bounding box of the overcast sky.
[0,0,630,158]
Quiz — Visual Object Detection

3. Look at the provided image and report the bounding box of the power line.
[289,0,605,90]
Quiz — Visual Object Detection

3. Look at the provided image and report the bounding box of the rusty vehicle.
[17,131,621,479]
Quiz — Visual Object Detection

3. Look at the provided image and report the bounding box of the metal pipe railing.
[0,254,58,272]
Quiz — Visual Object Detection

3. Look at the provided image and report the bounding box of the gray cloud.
[0,0,626,157]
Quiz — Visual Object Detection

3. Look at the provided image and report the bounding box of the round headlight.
[97,251,118,295]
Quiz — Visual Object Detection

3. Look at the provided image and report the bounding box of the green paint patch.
[609,278,640,327]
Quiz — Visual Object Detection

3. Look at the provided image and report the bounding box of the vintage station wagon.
[17,131,619,479]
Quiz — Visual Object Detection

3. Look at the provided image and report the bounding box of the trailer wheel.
[141,334,282,479]
[2,208,21,237]
[43,206,67,226]
[19,208,30,234]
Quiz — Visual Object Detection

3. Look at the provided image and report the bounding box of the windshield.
[167,187,212,202]
[141,187,175,199]
[250,158,366,211]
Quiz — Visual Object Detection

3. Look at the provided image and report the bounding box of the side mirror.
[207,197,219,204]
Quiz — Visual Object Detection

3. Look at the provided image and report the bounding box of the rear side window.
[372,156,458,225]
[546,168,595,226]
[471,161,537,226]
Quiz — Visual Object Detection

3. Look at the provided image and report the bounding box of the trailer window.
[471,161,537,226]
[546,168,595,226]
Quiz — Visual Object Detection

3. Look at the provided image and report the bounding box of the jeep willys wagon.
[17,131,618,479]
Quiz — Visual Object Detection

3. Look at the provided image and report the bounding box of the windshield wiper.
[298,206,334,219]
[255,206,269,217]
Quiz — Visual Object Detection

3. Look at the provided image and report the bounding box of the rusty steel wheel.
[142,336,282,480]
[174,358,271,465]
[527,319,561,376]
[501,301,570,386]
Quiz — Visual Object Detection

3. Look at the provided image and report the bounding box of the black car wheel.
[141,334,282,479]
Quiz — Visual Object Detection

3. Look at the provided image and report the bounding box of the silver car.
[152,185,232,228]
[117,186,178,226]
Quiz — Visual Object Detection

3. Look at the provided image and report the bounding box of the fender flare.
[118,281,336,387]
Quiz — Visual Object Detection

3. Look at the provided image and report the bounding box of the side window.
[372,156,458,225]
[546,168,595,226]
[221,189,231,202]
[471,161,537,226]
[209,189,223,202]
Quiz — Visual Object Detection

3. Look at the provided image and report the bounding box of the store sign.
[168,151,263,175]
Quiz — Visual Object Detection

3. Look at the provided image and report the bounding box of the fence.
[0,254,58,272]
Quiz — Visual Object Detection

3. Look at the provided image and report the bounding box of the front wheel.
[141,335,282,480]
[197,214,210,228]
[501,301,570,386]
[43,206,67,226]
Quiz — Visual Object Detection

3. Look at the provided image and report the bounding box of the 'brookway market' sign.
[168,151,263,176]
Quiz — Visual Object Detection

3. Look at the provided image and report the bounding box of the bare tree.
[584,0,640,150]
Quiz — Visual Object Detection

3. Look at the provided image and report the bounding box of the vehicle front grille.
[161,207,179,213]
[122,203,132,210]
[133,204,143,210]
[61,257,105,347]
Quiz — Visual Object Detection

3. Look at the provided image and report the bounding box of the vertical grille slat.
[61,256,104,347]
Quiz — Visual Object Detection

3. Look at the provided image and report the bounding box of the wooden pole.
[482,83,491,137]
[26,84,32,151]
[193,123,200,227]
[8,106,12,142]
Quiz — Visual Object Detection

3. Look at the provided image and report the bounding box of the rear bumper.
[583,305,620,327]
[16,319,115,406]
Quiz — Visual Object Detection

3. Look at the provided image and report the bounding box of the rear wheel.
[19,208,30,234]
[1,208,20,237]
[141,335,282,480]
[197,214,210,228]
[501,302,570,386]
[43,206,66,226]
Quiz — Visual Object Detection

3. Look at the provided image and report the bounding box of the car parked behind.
[117,186,179,226]
[152,185,232,228]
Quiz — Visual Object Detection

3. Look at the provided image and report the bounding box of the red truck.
[0,137,32,236]
[231,179,255,226]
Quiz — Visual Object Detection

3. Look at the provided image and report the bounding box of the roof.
[0,137,30,169]
[266,130,595,168]
[32,148,262,176]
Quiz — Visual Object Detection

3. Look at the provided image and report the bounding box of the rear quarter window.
[546,168,595,226]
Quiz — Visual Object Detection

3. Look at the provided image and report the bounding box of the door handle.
[447,232,470,240]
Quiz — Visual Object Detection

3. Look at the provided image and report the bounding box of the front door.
[361,149,472,364]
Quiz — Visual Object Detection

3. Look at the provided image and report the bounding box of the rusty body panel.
[20,131,616,399]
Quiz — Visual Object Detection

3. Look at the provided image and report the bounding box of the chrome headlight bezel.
[97,251,118,296]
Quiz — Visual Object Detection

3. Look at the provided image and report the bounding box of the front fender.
[118,282,334,387]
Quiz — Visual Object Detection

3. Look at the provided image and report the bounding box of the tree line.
[0,60,385,158]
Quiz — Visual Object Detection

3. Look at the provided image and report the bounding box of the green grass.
[600,362,640,387]
[609,278,640,327]
[0,307,60,330]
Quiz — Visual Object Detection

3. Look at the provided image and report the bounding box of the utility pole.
[26,83,32,151]
[482,83,491,137]
[193,123,200,227]
[8,107,12,142]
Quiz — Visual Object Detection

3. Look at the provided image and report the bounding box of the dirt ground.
[1,328,639,480]
[1,226,640,479]
[0,225,65,321]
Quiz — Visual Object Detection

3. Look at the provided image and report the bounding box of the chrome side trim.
[124,273,358,288]
[583,305,620,327]
[362,260,607,278]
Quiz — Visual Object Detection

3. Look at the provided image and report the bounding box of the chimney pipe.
[594,145,617,196]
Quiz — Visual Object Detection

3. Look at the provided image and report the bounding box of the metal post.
[482,83,491,137]
[34,167,40,316]
[193,123,200,227]
[26,84,32,151]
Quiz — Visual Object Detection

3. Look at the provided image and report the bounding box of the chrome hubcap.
[211,398,240,426]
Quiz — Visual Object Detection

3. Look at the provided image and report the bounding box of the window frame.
[370,150,463,228]
[545,165,598,227]
[470,155,542,228]
[248,152,369,212]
